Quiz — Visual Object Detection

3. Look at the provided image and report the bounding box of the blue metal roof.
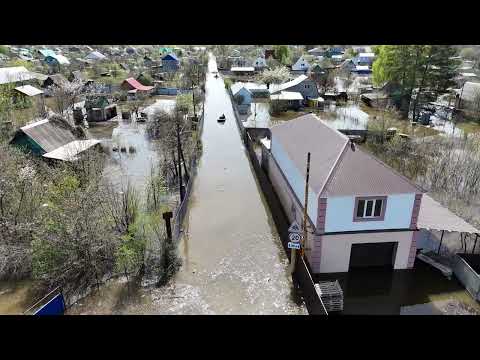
[162,53,179,61]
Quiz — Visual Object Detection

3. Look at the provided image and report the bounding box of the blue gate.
[24,287,65,315]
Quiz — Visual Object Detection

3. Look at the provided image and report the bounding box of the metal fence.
[294,258,328,315]
[172,103,205,242]
[452,254,480,301]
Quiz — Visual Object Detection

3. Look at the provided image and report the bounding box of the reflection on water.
[88,98,176,193]
[322,104,370,130]
[0,280,38,314]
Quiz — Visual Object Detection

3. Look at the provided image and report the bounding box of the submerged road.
[168,54,305,314]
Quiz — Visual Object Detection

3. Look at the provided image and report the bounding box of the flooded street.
[169,55,305,314]
[68,54,306,314]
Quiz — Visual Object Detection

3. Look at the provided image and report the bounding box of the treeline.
[372,45,460,118]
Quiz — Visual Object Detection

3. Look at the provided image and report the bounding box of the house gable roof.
[162,53,179,61]
[270,113,423,198]
[123,77,154,91]
[292,56,310,71]
[18,118,76,153]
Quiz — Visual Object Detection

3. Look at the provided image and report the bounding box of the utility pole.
[290,152,311,275]
[176,118,185,202]
[301,152,311,259]
[192,80,197,118]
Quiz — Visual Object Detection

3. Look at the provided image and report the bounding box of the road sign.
[288,221,302,234]
[289,232,302,243]
[288,242,301,250]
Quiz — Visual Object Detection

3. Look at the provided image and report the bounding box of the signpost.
[289,232,301,243]
[288,221,302,274]
[288,242,301,250]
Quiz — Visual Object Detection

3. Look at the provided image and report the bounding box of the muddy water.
[0,280,37,314]
[168,55,305,314]
[87,98,176,193]
[68,54,306,315]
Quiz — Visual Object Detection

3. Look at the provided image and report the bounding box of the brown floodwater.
[68,54,306,315]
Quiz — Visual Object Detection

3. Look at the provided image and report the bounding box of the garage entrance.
[349,242,397,269]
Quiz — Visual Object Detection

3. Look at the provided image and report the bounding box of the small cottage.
[84,95,117,122]
[162,53,180,72]
[270,91,304,111]
[10,117,101,162]
[253,57,267,71]
[291,56,310,73]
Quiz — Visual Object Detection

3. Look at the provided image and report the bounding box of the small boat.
[217,114,226,123]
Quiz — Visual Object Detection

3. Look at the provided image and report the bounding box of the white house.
[355,52,376,66]
[291,56,310,72]
[261,113,424,274]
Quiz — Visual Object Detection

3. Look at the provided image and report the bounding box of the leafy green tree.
[273,45,291,65]
[372,45,459,117]
[0,45,8,55]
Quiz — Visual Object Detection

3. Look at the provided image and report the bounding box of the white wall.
[324,193,415,233]
[319,231,413,273]
[271,137,318,225]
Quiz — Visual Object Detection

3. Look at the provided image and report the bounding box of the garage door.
[349,242,397,269]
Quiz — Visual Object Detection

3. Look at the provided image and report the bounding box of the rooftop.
[269,74,308,94]
[0,66,36,85]
[270,113,422,197]
[14,85,43,97]
[43,140,101,162]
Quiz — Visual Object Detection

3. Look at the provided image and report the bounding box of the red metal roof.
[123,77,153,91]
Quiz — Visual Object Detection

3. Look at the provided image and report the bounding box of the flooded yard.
[317,261,480,315]
[87,98,176,193]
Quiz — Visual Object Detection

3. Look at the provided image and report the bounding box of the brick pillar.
[410,193,422,230]
[407,231,419,268]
